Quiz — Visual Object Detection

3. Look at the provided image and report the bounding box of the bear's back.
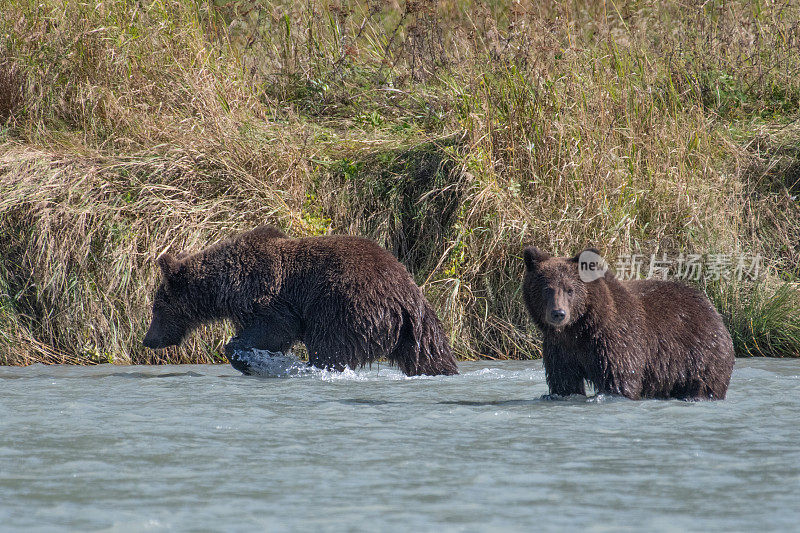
[620,278,721,330]
[214,228,417,300]
[277,235,417,294]
[619,278,734,389]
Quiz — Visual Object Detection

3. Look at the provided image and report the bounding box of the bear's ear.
[252,225,287,240]
[523,246,549,271]
[570,247,602,263]
[157,253,180,278]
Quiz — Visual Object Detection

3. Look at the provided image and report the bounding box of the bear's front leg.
[543,344,586,397]
[224,320,297,375]
[224,335,258,376]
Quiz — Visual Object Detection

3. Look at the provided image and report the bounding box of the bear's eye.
[567,288,574,296]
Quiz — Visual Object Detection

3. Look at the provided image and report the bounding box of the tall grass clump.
[1,0,799,364]
[709,280,800,358]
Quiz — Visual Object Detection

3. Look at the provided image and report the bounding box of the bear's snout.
[142,325,172,350]
[142,330,162,349]
[550,309,566,324]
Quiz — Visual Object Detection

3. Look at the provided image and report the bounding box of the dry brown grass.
[1,0,799,364]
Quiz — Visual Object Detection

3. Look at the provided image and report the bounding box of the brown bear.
[143,226,458,376]
[522,246,734,400]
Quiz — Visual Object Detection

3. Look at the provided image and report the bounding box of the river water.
[1,358,798,532]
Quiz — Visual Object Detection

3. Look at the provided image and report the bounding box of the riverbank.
[1,1,799,364]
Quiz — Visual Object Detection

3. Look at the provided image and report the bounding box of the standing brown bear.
[522,246,734,400]
[143,226,458,376]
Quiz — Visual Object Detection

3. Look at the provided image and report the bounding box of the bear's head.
[522,246,605,331]
[143,253,195,349]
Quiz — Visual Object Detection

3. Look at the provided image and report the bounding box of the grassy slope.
[0,0,799,364]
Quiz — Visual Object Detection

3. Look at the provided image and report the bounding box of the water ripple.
[0,359,798,531]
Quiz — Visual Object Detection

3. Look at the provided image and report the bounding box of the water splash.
[232,350,414,380]
[231,349,313,377]
[230,351,547,383]
[232,349,464,381]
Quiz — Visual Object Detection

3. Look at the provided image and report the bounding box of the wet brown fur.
[143,226,458,376]
[522,247,735,400]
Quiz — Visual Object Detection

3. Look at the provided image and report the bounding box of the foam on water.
[465,366,543,381]
[235,349,546,383]
[231,348,312,377]
[233,349,409,380]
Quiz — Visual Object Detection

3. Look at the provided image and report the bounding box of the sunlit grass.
[0,0,799,363]
[709,280,800,358]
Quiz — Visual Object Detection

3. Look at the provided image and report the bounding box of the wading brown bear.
[143,226,458,376]
[522,247,734,400]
